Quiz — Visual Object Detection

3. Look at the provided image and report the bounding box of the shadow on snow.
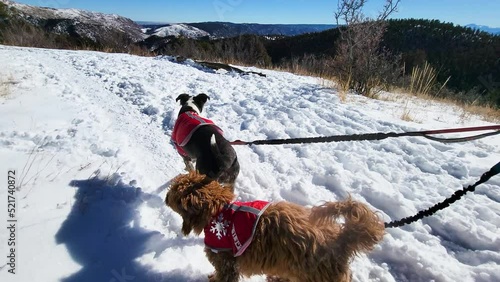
[55,175,205,282]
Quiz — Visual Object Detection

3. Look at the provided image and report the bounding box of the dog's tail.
[210,134,239,185]
[310,198,385,257]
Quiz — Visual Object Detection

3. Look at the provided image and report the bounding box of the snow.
[150,24,210,38]
[0,45,499,282]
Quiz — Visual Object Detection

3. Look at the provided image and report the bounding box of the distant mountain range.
[141,22,500,39]
[141,22,336,39]
[466,24,500,35]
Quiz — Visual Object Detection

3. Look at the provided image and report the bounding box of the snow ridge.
[0,0,145,42]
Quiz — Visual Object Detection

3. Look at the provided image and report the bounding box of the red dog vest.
[171,111,223,156]
[204,201,271,257]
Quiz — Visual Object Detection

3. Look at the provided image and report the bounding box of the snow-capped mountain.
[466,24,500,35]
[146,23,210,39]
[0,0,145,43]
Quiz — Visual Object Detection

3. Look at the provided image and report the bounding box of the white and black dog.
[171,93,240,188]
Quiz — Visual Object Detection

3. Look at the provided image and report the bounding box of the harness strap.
[226,203,263,214]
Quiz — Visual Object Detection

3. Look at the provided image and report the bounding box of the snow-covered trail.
[0,45,499,282]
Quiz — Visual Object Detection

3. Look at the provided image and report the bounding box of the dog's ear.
[176,94,191,105]
[181,218,194,235]
[179,191,213,235]
[181,193,204,215]
[193,93,209,105]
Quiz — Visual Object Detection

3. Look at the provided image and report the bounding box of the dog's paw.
[207,272,215,282]
[183,159,195,172]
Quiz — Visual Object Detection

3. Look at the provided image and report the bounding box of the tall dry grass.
[409,61,450,97]
[404,62,499,122]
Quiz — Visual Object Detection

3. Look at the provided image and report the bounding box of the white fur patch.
[210,134,217,147]
[186,98,201,114]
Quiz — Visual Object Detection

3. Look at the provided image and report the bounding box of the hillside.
[1,45,499,281]
[0,0,144,47]
[383,19,500,96]
[264,19,500,93]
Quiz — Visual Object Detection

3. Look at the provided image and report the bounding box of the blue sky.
[14,0,500,27]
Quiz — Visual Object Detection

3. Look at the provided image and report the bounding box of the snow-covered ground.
[0,45,499,282]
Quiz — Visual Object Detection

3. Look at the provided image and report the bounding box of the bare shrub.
[126,44,156,57]
[278,54,333,77]
[155,35,271,67]
[332,0,402,97]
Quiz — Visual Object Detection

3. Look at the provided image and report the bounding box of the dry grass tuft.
[0,74,15,98]
[400,92,500,123]
[400,101,414,121]
[460,103,500,123]
[338,89,348,103]
[402,62,499,122]
[410,62,435,96]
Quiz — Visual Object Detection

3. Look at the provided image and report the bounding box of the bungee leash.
[385,162,500,228]
[230,125,500,146]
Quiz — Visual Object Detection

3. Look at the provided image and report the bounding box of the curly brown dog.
[165,172,385,282]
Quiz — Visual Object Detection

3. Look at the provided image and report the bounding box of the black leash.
[230,125,500,228]
[230,125,500,145]
[385,162,500,228]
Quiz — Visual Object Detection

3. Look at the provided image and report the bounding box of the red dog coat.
[204,201,271,257]
[171,111,223,156]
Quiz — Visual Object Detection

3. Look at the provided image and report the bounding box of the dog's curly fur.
[165,172,385,282]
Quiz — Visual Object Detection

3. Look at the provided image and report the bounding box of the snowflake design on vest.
[210,213,230,240]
